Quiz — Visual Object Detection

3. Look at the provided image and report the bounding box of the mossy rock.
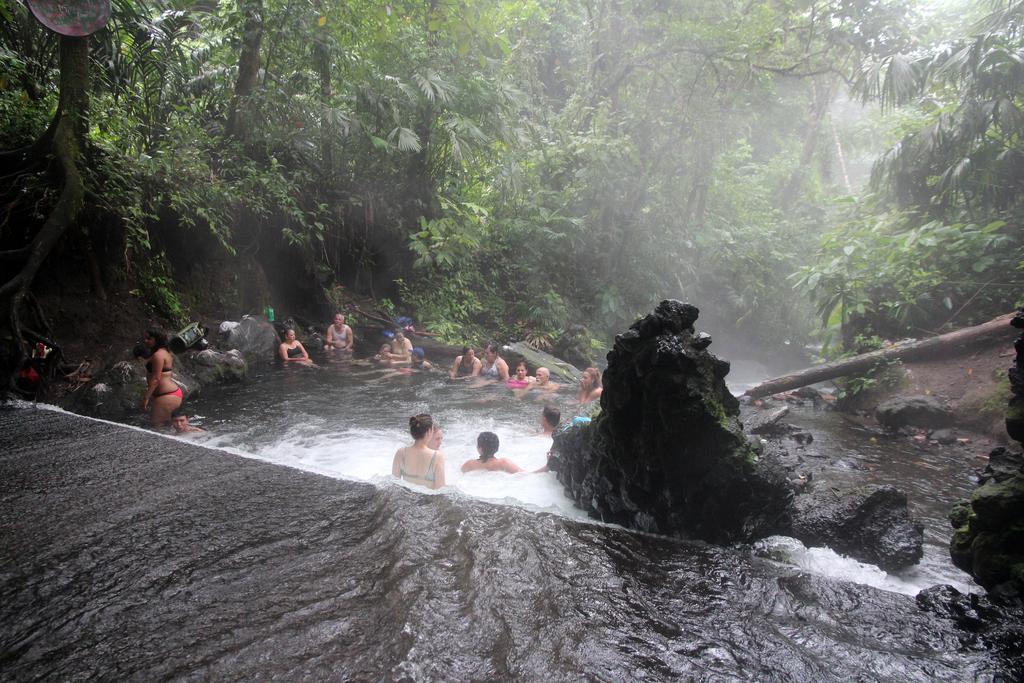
[970,475,1024,528]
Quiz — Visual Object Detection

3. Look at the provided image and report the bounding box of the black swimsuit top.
[287,345,304,358]
[146,357,173,374]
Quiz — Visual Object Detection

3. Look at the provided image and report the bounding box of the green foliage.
[795,200,1022,350]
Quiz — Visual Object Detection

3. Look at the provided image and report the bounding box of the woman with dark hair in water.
[461,431,522,474]
[480,342,510,380]
[450,346,481,379]
[279,329,312,365]
[392,413,446,489]
[138,328,182,428]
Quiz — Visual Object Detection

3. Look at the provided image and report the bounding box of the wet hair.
[145,328,168,350]
[542,405,561,429]
[477,431,499,461]
[409,413,433,440]
[132,341,151,359]
[484,342,500,356]
[516,360,528,372]
[461,346,473,355]
[586,367,603,388]
[171,408,187,419]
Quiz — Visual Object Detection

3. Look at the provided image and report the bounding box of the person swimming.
[171,409,205,433]
[450,346,481,379]
[391,413,446,489]
[460,431,522,474]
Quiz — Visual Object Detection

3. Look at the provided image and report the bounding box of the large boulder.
[224,317,280,365]
[876,395,952,430]
[551,300,794,543]
[790,485,924,571]
[178,348,247,386]
[504,341,582,383]
[949,448,1024,601]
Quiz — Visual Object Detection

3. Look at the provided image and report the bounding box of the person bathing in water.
[450,346,481,379]
[506,360,532,388]
[324,313,354,353]
[461,432,522,474]
[387,331,413,363]
[171,409,205,433]
[480,342,510,381]
[538,405,561,437]
[392,413,446,489]
[137,328,182,428]
[533,367,560,393]
[577,367,603,404]
[279,328,313,365]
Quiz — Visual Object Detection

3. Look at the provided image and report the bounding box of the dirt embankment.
[839,338,1015,445]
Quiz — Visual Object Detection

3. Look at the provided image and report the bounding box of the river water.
[189,357,981,596]
[3,357,1015,680]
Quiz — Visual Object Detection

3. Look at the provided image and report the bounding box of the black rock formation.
[552,300,794,543]
[948,310,1024,603]
[790,485,924,571]
[552,300,925,570]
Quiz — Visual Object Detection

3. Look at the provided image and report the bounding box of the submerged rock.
[551,300,794,543]
[876,395,952,430]
[790,485,924,571]
[179,348,247,385]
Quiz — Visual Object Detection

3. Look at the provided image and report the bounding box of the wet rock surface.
[790,485,924,571]
[552,300,794,543]
[948,310,1024,603]
[876,395,953,430]
[2,405,1020,681]
[949,447,1024,601]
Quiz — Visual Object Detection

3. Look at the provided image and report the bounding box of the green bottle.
[265,305,275,322]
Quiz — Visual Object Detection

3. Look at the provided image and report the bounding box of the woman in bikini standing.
[141,328,182,428]
[391,413,446,490]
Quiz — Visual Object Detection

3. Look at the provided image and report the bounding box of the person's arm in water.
[344,325,354,351]
[392,448,403,478]
[295,341,310,361]
[279,343,290,361]
[497,358,510,381]
[432,452,446,488]
[142,352,165,411]
[470,358,482,377]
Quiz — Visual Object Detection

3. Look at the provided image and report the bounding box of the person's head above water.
[542,405,561,431]
[477,431,499,461]
[484,342,501,360]
[409,413,441,443]
[333,313,346,326]
[284,328,297,342]
[171,409,190,432]
[514,360,528,380]
[535,367,550,384]
[582,367,602,388]
[412,347,425,364]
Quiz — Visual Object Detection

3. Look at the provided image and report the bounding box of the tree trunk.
[1,36,89,387]
[225,0,263,140]
[744,312,1018,398]
[779,76,833,210]
[314,21,334,178]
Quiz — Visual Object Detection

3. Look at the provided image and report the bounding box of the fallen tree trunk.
[744,312,1018,398]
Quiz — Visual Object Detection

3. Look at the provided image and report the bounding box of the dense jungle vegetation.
[1,0,1022,375]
